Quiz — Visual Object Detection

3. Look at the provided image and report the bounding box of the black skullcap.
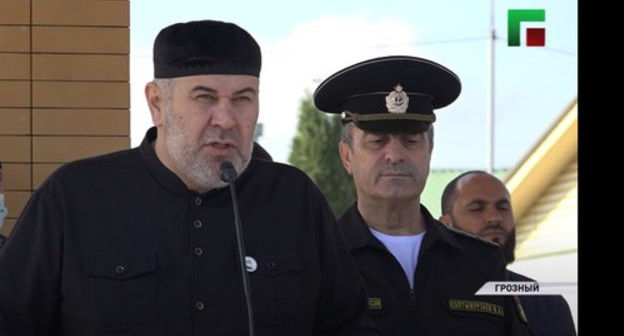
[153,20,261,78]
[314,55,461,133]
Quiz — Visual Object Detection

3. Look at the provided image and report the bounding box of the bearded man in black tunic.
[0,20,380,336]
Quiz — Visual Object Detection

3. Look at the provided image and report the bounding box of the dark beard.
[501,228,516,265]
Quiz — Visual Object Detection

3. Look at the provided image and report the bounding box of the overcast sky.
[129,0,577,170]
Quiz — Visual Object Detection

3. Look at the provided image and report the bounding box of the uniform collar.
[339,203,464,252]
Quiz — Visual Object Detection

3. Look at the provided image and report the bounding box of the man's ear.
[339,141,353,174]
[439,214,452,227]
[145,82,164,127]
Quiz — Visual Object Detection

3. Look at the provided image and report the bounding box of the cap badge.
[385,84,409,114]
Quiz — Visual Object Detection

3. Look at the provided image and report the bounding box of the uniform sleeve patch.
[368,297,383,310]
[449,299,504,317]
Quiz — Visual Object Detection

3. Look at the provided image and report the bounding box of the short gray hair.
[340,123,355,148]
[151,78,177,102]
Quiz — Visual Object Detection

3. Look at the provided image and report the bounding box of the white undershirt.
[370,228,426,289]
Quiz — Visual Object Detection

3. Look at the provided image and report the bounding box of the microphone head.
[220,161,238,183]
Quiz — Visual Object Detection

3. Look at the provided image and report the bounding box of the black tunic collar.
[138,127,256,199]
[339,203,464,253]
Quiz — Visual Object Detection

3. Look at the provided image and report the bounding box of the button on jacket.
[0,128,380,336]
[339,203,535,336]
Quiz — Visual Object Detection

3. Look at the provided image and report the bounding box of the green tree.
[289,93,355,216]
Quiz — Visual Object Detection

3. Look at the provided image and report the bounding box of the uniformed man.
[314,55,535,335]
[0,20,380,336]
[440,170,577,335]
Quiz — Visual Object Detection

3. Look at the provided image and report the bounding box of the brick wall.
[0,0,130,236]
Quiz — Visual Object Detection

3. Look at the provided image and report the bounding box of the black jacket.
[507,270,576,335]
[338,203,535,336]
[0,128,380,336]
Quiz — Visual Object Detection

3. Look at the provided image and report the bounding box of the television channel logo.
[508,9,546,47]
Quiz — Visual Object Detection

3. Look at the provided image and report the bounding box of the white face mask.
[0,193,7,229]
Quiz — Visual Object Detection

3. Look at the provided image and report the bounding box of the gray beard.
[163,110,252,191]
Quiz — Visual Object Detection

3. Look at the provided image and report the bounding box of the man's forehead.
[179,74,259,84]
[357,127,427,137]
[176,75,259,91]
[463,196,510,205]
[456,174,510,200]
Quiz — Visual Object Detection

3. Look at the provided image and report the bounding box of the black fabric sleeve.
[0,175,65,335]
[503,266,537,336]
[308,184,381,336]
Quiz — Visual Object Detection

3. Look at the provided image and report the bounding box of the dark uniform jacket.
[507,270,576,336]
[339,203,535,336]
[0,128,381,336]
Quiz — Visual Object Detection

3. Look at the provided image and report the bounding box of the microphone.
[220,161,238,183]
[220,161,255,336]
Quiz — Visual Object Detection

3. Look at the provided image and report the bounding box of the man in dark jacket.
[440,170,577,336]
[0,20,380,336]
[313,55,535,336]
